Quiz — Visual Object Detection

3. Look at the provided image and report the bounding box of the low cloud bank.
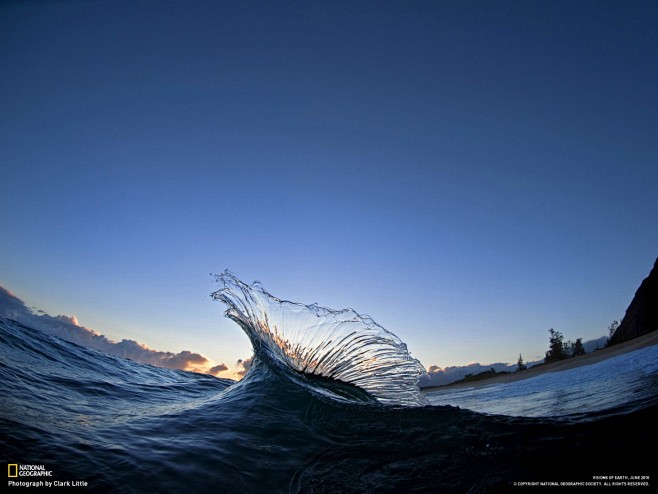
[419,361,525,387]
[0,284,230,377]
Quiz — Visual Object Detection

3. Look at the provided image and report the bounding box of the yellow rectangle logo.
[8,464,18,477]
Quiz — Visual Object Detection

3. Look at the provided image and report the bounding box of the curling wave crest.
[211,271,427,406]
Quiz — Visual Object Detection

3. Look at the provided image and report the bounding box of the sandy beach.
[423,331,658,392]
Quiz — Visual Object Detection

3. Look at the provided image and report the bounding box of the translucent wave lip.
[211,271,428,407]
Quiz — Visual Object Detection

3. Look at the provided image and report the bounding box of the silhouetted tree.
[570,338,586,357]
[606,320,620,346]
[565,339,573,354]
[517,354,527,372]
[545,328,569,363]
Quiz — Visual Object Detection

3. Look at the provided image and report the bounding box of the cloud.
[0,283,230,378]
[209,363,229,375]
[236,356,253,377]
[55,314,80,326]
[419,362,521,387]
[0,285,29,316]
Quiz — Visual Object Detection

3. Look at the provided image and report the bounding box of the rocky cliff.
[609,257,658,345]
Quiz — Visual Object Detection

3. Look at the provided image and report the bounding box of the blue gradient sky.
[1,0,657,371]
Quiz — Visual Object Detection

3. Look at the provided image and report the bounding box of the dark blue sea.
[1,273,656,492]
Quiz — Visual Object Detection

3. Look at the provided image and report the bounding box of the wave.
[3,310,657,493]
[211,271,428,406]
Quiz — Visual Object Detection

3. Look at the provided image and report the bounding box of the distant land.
[418,335,607,388]
[423,257,658,390]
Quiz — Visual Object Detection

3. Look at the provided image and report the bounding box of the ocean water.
[1,273,656,493]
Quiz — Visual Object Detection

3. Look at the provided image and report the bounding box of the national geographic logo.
[7,464,53,477]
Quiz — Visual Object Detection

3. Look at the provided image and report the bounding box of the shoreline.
[422,331,658,392]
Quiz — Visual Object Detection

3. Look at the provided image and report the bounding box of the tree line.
[544,328,585,363]
[516,328,589,372]
[515,319,621,373]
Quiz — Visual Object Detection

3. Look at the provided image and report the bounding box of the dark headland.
[608,257,658,345]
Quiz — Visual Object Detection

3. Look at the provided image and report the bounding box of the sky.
[1,0,657,375]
